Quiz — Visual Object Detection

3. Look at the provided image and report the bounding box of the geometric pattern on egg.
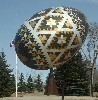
[14,6,89,70]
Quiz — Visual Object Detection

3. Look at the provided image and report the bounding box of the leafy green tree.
[54,52,90,96]
[0,52,15,97]
[18,73,26,93]
[27,74,34,93]
[34,74,43,92]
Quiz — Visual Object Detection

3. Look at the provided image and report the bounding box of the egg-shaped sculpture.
[14,6,88,70]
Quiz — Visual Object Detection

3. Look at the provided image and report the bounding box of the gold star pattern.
[32,52,36,56]
[38,35,47,43]
[46,18,56,28]
[27,34,32,39]
[32,42,37,46]
[74,37,80,44]
[29,21,36,28]
[15,7,88,70]
[40,58,46,62]
[54,8,64,14]
[23,37,28,43]
[28,44,32,49]
[36,50,42,55]
[65,20,73,28]
[21,55,28,62]
[49,53,57,61]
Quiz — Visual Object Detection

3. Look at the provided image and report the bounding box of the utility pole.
[16,54,18,97]
[62,81,65,100]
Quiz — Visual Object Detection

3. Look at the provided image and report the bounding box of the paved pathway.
[0,96,98,100]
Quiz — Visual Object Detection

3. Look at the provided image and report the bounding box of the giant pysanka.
[14,6,88,70]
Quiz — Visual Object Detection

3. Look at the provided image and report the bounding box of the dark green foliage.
[0,52,15,97]
[54,52,90,96]
[9,74,16,94]
[34,74,43,92]
[17,73,44,93]
[45,73,49,85]
[18,73,26,93]
[26,74,34,93]
[94,82,98,92]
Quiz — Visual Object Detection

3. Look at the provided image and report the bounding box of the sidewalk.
[0,96,98,100]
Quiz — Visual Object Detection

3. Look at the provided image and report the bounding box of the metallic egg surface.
[14,6,88,70]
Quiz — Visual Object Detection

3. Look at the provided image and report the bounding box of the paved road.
[0,96,98,100]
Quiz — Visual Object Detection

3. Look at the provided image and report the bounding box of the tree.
[26,74,34,93]
[18,73,26,93]
[34,74,43,92]
[81,22,98,63]
[0,51,15,97]
[54,52,90,96]
[10,74,16,94]
[45,73,49,85]
[81,22,98,96]
[94,82,98,92]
